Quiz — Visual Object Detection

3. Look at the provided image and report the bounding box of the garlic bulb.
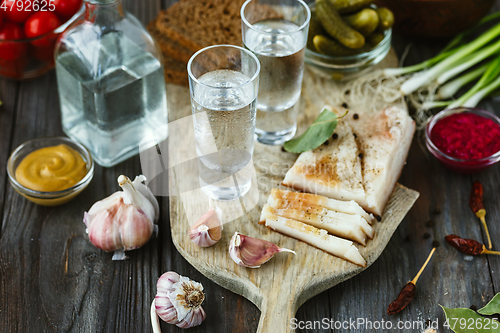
[152,271,206,330]
[83,175,159,260]
[229,232,295,268]
[188,207,222,247]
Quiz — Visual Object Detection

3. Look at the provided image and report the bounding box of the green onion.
[351,16,500,118]
[447,53,500,108]
[462,75,500,107]
[437,42,500,84]
[422,101,451,109]
[400,21,500,95]
[436,63,489,99]
[383,46,464,77]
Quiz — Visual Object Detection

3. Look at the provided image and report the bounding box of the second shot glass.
[241,0,311,145]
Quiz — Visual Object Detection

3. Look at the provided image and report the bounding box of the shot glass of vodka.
[241,0,310,145]
[188,45,260,201]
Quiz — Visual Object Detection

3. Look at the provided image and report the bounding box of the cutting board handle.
[257,294,295,333]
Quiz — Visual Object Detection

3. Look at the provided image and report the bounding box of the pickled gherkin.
[316,0,365,49]
[313,35,370,56]
[326,0,374,14]
[343,8,379,36]
[376,7,394,31]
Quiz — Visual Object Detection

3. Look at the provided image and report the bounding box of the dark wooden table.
[1,1,500,332]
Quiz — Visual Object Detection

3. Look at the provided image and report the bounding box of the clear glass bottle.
[55,0,168,167]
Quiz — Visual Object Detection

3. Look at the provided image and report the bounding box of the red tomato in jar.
[24,11,61,47]
[0,22,27,60]
[1,0,35,23]
[0,11,3,27]
[52,0,82,20]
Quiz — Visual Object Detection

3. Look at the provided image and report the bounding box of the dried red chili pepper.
[469,181,485,213]
[469,181,492,249]
[445,234,500,256]
[387,248,436,315]
[387,282,416,315]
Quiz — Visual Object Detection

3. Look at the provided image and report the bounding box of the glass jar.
[55,0,168,167]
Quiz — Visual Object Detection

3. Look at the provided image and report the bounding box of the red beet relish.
[430,112,500,160]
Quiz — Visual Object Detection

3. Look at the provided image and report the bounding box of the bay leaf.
[478,293,500,315]
[440,305,500,333]
[284,109,342,153]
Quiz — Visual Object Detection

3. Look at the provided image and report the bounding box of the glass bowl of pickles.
[305,0,393,81]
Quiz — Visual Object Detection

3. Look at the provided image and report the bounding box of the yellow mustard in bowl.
[15,144,87,192]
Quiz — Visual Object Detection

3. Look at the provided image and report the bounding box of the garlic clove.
[188,207,223,247]
[229,232,295,268]
[155,272,181,325]
[157,271,181,293]
[132,175,160,222]
[118,175,156,224]
[154,271,206,329]
[176,307,206,328]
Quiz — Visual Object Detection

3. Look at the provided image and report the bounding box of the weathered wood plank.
[0,71,160,332]
[0,79,18,238]
[0,0,499,332]
[0,0,163,332]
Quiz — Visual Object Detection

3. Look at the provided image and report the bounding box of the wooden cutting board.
[166,49,420,333]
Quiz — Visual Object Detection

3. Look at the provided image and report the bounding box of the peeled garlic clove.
[229,232,295,268]
[154,271,206,329]
[188,207,223,247]
[83,175,158,259]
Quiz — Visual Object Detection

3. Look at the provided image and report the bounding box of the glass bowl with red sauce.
[425,107,500,173]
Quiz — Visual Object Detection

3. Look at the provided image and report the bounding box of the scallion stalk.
[436,63,489,99]
[447,53,500,108]
[422,101,451,109]
[461,75,500,107]
[437,43,500,84]
[400,21,500,95]
[383,46,464,76]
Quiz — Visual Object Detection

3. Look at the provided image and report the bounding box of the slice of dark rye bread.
[147,19,194,64]
[155,0,247,52]
[148,20,189,86]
